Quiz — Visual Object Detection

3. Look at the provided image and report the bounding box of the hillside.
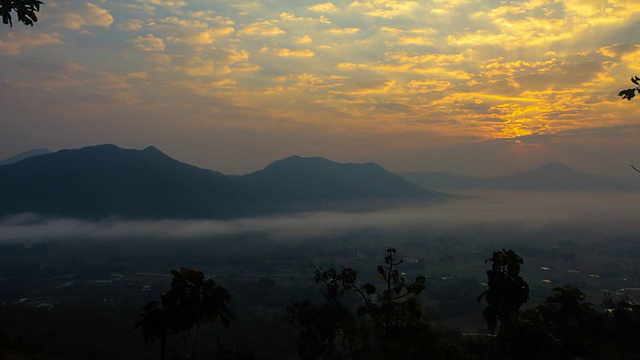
[240,155,439,202]
[402,162,640,192]
[0,148,52,165]
[0,145,441,219]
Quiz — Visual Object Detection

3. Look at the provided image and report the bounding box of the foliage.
[287,267,358,359]
[352,248,427,354]
[618,76,640,100]
[287,248,470,360]
[135,267,232,360]
[6,247,640,359]
[477,249,529,335]
[487,285,603,360]
[475,251,640,360]
[1,0,42,26]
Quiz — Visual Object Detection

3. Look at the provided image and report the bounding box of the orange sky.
[1,0,640,177]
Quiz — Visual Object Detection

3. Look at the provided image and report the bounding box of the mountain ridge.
[0,148,52,165]
[0,144,442,219]
[402,163,640,192]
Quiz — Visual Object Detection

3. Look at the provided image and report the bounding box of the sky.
[2,0,640,177]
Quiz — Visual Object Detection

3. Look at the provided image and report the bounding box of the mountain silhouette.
[240,155,438,203]
[402,162,640,192]
[0,148,52,165]
[0,144,241,219]
[0,145,440,219]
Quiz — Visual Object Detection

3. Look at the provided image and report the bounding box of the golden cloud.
[57,2,114,30]
[277,48,315,57]
[159,17,208,29]
[138,0,186,8]
[349,1,420,19]
[238,21,285,36]
[265,73,330,94]
[295,35,313,44]
[308,2,339,13]
[129,34,166,52]
[407,79,452,93]
[328,27,359,35]
[397,36,434,46]
[279,12,332,24]
[166,27,235,48]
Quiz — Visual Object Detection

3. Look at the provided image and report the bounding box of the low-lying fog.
[2,191,640,243]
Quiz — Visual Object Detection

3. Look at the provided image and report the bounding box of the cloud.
[267,73,330,94]
[348,1,421,19]
[238,20,285,36]
[295,35,313,44]
[173,48,254,77]
[328,27,359,35]
[4,0,640,176]
[166,27,235,49]
[159,16,208,29]
[126,72,150,79]
[397,35,434,46]
[137,0,186,8]
[0,33,63,55]
[308,2,339,13]
[279,12,332,25]
[276,48,315,58]
[57,2,114,30]
[129,34,166,52]
[117,19,144,31]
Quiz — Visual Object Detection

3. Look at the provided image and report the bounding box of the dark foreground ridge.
[0,144,444,219]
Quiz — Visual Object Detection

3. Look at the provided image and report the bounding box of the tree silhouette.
[135,267,232,360]
[288,248,469,359]
[353,248,427,352]
[477,249,530,335]
[1,0,43,27]
[287,267,358,359]
[618,76,640,100]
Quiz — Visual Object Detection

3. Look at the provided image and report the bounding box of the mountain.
[402,162,640,192]
[0,148,52,165]
[0,145,440,219]
[402,172,481,190]
[0,144,242,219]
[240,155,440,204]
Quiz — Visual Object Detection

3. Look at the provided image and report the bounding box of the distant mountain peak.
[141,145,172,159]
[84,144,121,151]
[403,161,639,192]
[536,162,573,171]
[0,148,52,165]
[143,145,161,152]
[523,162,581,178]
[264,155,337,170]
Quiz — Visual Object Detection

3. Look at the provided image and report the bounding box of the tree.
[618,76,640,100]
[1,0,43,27]
[353,247,428,354]
[288,248,468,359]
[135,267,232,360]
[287,267,358,359]
[477,249,530,335]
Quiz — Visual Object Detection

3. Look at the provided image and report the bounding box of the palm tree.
[136,267,232,360]
[1,0,43,27]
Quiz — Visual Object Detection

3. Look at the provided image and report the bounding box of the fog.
[2,191,640,243]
